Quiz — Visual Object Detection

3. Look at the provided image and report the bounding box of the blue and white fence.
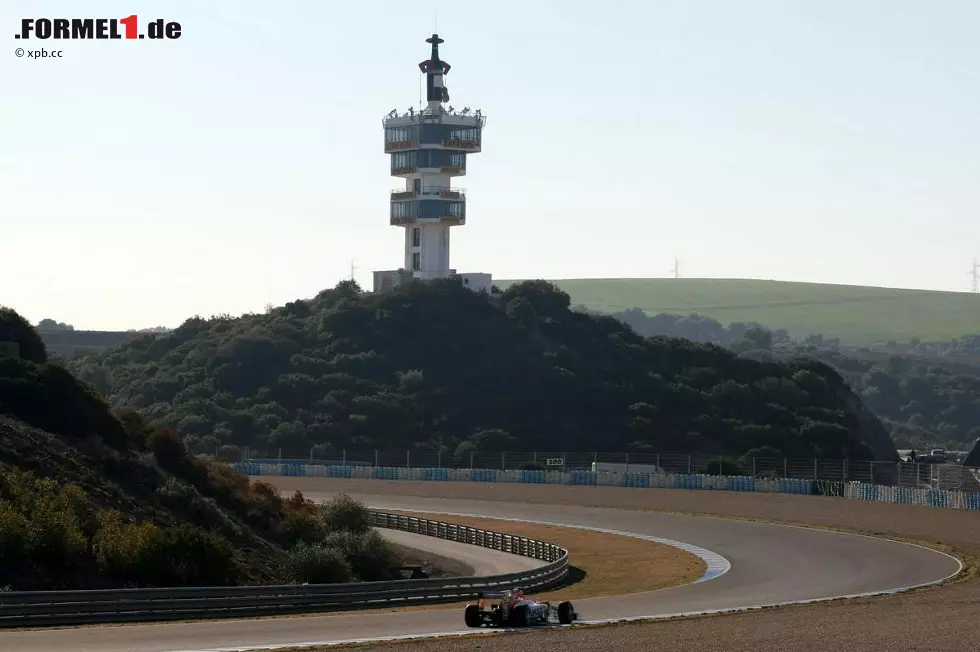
[232,462,980,512]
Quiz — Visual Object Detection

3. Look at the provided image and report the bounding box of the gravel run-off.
[263,477,980,652]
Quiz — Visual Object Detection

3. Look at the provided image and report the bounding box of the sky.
[1,0,979,330]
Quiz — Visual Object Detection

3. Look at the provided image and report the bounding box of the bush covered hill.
[497,278,980,345]
[0,308,402,590]
[69,280,898,462]
[570,306,980,452]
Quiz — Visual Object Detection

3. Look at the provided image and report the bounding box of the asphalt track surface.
[1,491,961,652]
[378,529,547,575]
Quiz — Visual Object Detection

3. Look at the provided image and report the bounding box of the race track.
[378,529,548,575]
[0,490,961,652]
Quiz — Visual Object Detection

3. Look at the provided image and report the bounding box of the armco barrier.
[235,463,980,512]
[0,511,568,628]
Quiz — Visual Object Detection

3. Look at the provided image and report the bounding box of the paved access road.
[1,492,960,652]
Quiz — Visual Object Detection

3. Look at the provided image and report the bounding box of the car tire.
[464,604,482,627]
[511,604,529,627]
[557,601,575,625]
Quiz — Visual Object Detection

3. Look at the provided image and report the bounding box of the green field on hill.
[497,278,980,345]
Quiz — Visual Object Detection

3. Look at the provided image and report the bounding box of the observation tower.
[372,33,491,293]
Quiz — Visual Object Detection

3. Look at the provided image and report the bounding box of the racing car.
[464,588,577,628]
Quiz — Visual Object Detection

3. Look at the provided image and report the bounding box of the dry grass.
[381,509,706,601]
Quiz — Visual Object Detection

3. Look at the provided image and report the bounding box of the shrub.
[323,530,402,582]
[155,477,244,540]
[92,510,159,581]
[245,480,285,530]
[0,501,28,559]
[282,542,353,584]
[281,509,326,545]
[147,427,187,471]
[216,444,244,463]
[140,524,240,587]
[113,407,153,450]
[518,461,547,471]
[739,446,784,469]
[190,457,251,514]
[321,493,370,534]
[703,457,745,476]
[2,472,94,570]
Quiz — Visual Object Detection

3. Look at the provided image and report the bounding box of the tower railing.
[390,187,465,201]
[383,110,485,128]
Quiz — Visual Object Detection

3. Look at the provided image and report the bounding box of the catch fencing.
[235,462,980,512]
[236,448,980,492]
[0,511,568,628]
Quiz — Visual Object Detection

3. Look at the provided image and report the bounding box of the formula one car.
[464,588,577,628]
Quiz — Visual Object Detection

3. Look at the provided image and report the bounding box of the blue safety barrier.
[570,471,598,486]
[621,473,650,488]
[234,462,980,512]
[423,468,449,481]
[966,492,980,510]
[521,470,546,484]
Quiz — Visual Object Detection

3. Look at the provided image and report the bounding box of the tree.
[501,280,570,319]
[0,307,48,363]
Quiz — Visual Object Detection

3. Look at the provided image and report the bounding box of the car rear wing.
[477,591,508,599]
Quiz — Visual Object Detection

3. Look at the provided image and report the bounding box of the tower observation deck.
[373,34,491,294]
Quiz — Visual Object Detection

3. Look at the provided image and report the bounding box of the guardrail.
[0,511,568,629]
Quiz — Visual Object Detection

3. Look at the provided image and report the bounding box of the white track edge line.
[168,507,963,652]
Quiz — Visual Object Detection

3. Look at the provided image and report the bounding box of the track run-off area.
[1,477,972,652]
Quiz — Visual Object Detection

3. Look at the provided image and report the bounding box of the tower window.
[412,252,421,271]
[412,227,420,247]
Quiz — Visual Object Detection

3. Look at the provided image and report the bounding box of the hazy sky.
[2,0,979,330]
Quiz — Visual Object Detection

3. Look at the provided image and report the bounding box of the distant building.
[373,33,491,294]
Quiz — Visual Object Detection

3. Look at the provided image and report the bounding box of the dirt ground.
[265,477,980,651]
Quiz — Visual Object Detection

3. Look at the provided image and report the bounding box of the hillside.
[571,306,980,452]
[496,278,980,345]
[74,279,897,462]
[0,308,403,590]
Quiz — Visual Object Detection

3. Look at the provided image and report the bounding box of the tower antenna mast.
[672,256,681,280]
[970,258,979,294]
